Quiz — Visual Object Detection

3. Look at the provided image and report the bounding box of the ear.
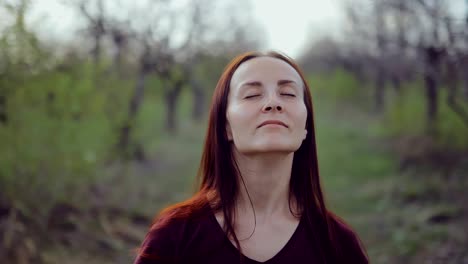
[226,122,233,141]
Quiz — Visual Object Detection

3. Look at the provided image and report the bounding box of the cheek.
[227,104,253,129]
[295,104,308,128]
[226,106,242,138]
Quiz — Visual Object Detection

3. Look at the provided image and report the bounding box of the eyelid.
[244,94,260,99]
[280,83,298,90]
[280,86,297,96]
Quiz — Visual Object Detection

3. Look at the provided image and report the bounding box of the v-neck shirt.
[133,204,368,264]
[208,209,308,263]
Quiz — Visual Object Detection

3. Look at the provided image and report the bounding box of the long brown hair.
[147,51,352,263]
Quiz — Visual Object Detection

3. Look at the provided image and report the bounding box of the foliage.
[307,68,367,104]
[381,81,468,149]
[307,69,468,150]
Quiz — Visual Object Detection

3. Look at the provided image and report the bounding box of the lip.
[258,120,288,128]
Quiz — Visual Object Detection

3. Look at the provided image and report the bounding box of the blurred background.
[1,0,468,263]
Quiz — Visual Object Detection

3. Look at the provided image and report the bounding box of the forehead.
[230,56,303,90]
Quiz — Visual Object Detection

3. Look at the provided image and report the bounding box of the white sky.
[25,0,343,58]
[22,0,468,59]
[251,0,342,58]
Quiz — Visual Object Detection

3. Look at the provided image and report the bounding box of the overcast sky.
[251,0,342,57]
[27,0,343,58]
[26,0,467,59]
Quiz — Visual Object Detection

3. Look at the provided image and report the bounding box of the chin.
[246,141,301,154]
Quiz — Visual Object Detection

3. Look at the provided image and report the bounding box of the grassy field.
[72,87,464,264]
[3,74,467,263]
[82,85,463,264]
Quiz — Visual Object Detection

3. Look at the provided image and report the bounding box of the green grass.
[381,81,468,149]
[114,81,464,263]
[2,65,466,263]
[118,87,402,262]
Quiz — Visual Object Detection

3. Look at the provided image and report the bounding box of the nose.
[262,94,283,112]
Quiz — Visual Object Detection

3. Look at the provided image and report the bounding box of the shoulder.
[133,210,189,264]
[134,202,212,264]
[328,212,369,264]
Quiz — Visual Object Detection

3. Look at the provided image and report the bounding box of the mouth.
[258,120,288,128]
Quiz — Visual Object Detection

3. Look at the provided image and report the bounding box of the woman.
[134,51,369,264]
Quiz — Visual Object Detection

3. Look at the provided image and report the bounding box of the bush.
[382,81,468,150]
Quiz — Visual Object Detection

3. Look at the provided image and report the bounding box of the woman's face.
[226,56,308,155]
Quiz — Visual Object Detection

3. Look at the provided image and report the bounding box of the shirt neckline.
[207,206,303,264]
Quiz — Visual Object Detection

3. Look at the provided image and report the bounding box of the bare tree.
[107,20,131,77]
[443,16,468,126]
[118,37,157,160]
[374,0,389,112]
[305,0,468,131]
[73,0,106,66]
[0,0,48,124]
[463,7,468,101]
[80,0,265,158]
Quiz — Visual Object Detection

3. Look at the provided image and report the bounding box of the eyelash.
[244,93,296,99]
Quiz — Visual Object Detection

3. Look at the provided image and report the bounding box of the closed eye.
[245,94,260,99]
[281,93,296,97]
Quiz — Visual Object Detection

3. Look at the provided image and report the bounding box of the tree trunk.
[391,75,402,96]
[424,73,438,125]
[0,94,6,124]
[443,17,468,125]
[375,62,386,112]
[92,32,101,66]
[446,58,468,126]
[191,80,205,121]
[464,58,468,101]
[423,46,441,132]
[92,0,104,67]
[374,1,387,113]
[114,46,122,76]
[165,81,184,133]
[119,71,147,159]
[112,31,126,77]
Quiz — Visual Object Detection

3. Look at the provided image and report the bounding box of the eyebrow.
[240,79,298,88]
[278,79,297,86]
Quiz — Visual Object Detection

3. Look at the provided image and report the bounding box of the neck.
[233,148,297,222]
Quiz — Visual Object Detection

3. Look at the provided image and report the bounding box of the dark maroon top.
[133,204,368,264]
